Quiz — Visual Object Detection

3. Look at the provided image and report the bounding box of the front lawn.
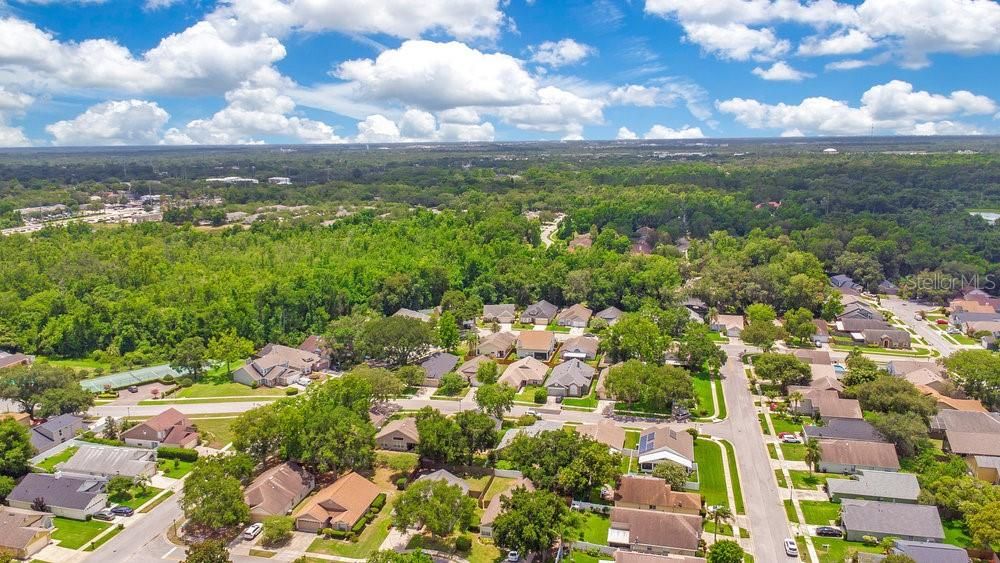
[720,439,744,514]
[953,333,978,345]
[774,469,787,488]
[800,500,841,526]
[780,443,807,461]
[470,538,502,563]
[692,371,714,417]
[175,381,285,398]
[575,512,611,545]
[693,439,728,509]
[514,385,546,404]
[562,389,598,409]
[810,538,881,563]
[190,417,237,448]
[432,385,469,399]
[307,501,394,558]
[111,486,163,510]
[789,470,838,490]
[52,517,111,550]
[159,458,194,479]
[36,446,78,473]
[783,500,798,524]
[769,414,805,435]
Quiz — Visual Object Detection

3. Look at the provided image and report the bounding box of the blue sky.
[0,0,998,146]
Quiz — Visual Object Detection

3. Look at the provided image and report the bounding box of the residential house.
[577,419,626,451]
[826,470,920,503]
[682,297,708,315]
[949,299,997,314]
[568,233,593,252]
[419,352,459,387]
[803,373,844,393]
[817,439,900,474]
[7,474,107,520]
[710,315,744,338]
[516,331,556,361]
[480,478,534,537]
[498,357,548,389]
[561,335,599,360]
[809,363,838,381]
[962,320,1000,337]
[812,319,830,345]
[837,318,892,334]
[607,508,701,557]
[0,506,52,560]
[392,308,432,323]
[416,469,470,494]
[233,344,323,388]
[916,385,987,413]
[803,418,883,443]
[29,414,84,454]
[840,500,944,542]
[968,455,1000,484]
[839,302,884,322]
[483,304,517,324]
[596,306,624,326]
[877,280,899,295]
[244,462,315,522]
[496,420,564,449]
[546,359,595,397]
[457,355,490,385]
[787,388,862,419]
[929,410,1000,439]
[613,475,701,515]
[297,335,330,366]
[0,412,30,426]
[520,300,558,325]
[899,368,952,395]
[613,552,706,563]
[943,429,1000,458]
[60,445,158,480]
[830,274,863,292]
[793,349,832,365]
[958,288,1000,309]
[886,360,945,378]
[0,351,31,370]
[293,472,380,533]
[477,332,517,359]
[556,304,593,328]
[891,540,969,563]
[375,418,419,452]
[121,408,198,449]
[862,328,911,349]
[636,425,695,472]
[950,311,1000,329]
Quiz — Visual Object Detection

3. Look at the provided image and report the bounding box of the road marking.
[164,546,178,559]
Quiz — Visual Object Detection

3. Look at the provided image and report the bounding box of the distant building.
[233,344,325,388]
[204,177,258,184]
[267,177,292,185]
[0,351,32,370]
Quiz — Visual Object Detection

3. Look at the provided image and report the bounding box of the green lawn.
[52,517,111,550]
[514,385,546,404]
[623,430,640,450]
[714,378,728,419]
[769,414,805,435]
[800,500,841,526]
[720,439,745,514]
[482,477,516,501]
[140,396,281,405]
[432,385,469,399]
[562,389,598,409]
[307,502,394,558]
[953,333,978,345]
[759,414,770,435]
[708,331,729,342]
[470,538,502,563]
[544,323,572,333]
[36,446,78,473]
[704,520,734,537]
[576,512,611,545]
[158,458,194,479]
[175,381,285,398]
[693,371,715,417]
[566,552,612,563]
[774,469,787,488]
[831,343,931,357]
[783,500,799,523]
[190,417,237,448]
[810,538,881,563]
[84,524,123,551]
[111,486,163,510]
[767,443,778,459]
[789,470,839,490]
[781,443,807,461]
[943,519,972,548]
[37,356,113,373]
[693,439,729,509]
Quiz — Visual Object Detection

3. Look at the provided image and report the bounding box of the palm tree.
[708,307,719,327]
[878,536,898,555]
[788,391,803,414]
[709,506,733,542]
[804,438,822,475]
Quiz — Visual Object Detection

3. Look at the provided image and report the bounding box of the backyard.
[575,511,611,545]
[51,517,111,550]
[36,446,78,473]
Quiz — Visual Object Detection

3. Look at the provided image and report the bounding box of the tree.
[605,314,667,363]
[324,311,375,368]
[438,372,467,396]
[604,360,694,412]
[967,501,1000,549]
[651,462,687,491]
[843,353,882,387]
[183,540,231,563]
[0,419,33,477]
[502,430,621,497]
[847,376,937,420]
[784,307,816,344]
[870,412,928,456]
[821,294,844,321]
[745,303,777,324]
[0,364,80,415]
[677,323,726,372]
[0,475,13,503]
[740,321,786,352]
[476,360,499,385]
[392,479,475,537]
[361,316,433,367]
[35,386,94,418]
[492,489,572,562]
[368,551,433,563]
[415,408,469,465]
[752,353,810,391]
[881,556,916,563]
[396,365,425,387]
[207,330,256,376]
[709,505,733,542]
[106,475,134,500]
[788,391,804,413]
[920,474,1000,520]
[877,536,899,556]
[804,438,821,475]
[103,416,120,440]
[171,336,209,379]
[347,366,404,405]
[455,410,499,452]
[436,311,460,352]
[181,455,251,530]
[475,383,516,419]
[943,349,1000,410]
[707,539,745,563]
[261,516,294,547]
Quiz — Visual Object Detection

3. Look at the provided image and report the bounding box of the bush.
[161,374,175,383]
[533,388,547,404]
[178,377,194,388]
[371,493,386,511]
[157,446,199,462]
[395,477,407,490]
[454,536,472,552]
[517,414,537,426]
[285,387,299,396]
[322,528,348,539]
[862,535,878,546]
[351,519,366,534]
[261,516,294,547]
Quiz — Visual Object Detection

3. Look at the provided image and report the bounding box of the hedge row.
[157,446,199,462]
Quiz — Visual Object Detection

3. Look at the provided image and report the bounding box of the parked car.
[243,523,263,540]
[783,538,799,557]
[127,386,139,393]
[779,432,801,444]
[111,506,134,517]
[296,377,313,386]
[936,319,949,325]
[815,526,843,538]
[93,510,116,522]
[506,551,520,562]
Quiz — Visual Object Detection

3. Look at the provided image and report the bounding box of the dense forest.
[1,138,999,361]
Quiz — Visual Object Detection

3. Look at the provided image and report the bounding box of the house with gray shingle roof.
[803,418,883,443]
[419,352,459,386]
[7,473,107,521]
[891,540,968,563]
[827,470,920,503]
[482,304,517,324]
[29,414,84,454]
[60,445,158,479]
[520,300,558,325]
[596,306,624,326]
[841,499,944,542]
[416,469,469,494]
[556,304,593,328]
[546,359,595,397]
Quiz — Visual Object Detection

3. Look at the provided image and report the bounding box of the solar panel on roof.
[638,432,655,453]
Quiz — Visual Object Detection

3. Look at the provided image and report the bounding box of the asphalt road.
[878,296,959,357]
[86,490,184,563]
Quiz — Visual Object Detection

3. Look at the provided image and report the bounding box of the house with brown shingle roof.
[293,472,380,533]
[477,332,517,359]
[817,439,900,474]
[483,304,517,324]
[614,475,701,515]
[0,351,31,370]
[577,419,626,451]
[520,300,559,325]
[596,306,624,326]
[234,344,324,388]
[613,552,706,563]
[245,462,315,522]
[561,335,599,360]
[375,418,419,452]
[457,355,491,385]
[787,388,862,419]
[556,304,593,328]
[0,506,52,559]
[480,477,534,537]
[516,331,556,361]
[122,408,199,449]
[498,357,548,388]
[607,507,701,557]
[793,349,831,365]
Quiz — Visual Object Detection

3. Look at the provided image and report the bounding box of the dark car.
[127,385,139,393]
[815,526,843,538]
[111,506,134,517]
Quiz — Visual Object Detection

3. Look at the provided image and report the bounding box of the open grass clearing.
[52,517,111,550]
[693,439,728,510]
[788,470,839,490]
[111,485,163,510]
[158,458,194,479]
[780,443,806,461]
[576,512,611,545]
[190,416,237,448]
[800,500,840,526]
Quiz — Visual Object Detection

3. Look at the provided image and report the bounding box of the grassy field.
[577,512,611,544]
[36,446,78,472]
[943,519,972,548]
[307,500,394,558]
[140,396,281,405]
[789,470,839,490]
[694,439,729,509]
[37,356,113,373]
[720,439,745,513]
[191,416,237,448]
[800,500,841,526]
[111,486,163,510]
[470,538,502,563]
[562,389,599,408]
[514,385,545,404]
[831,343,932,357]
[781,443,807,461]
[52,517,111,550]
[693,371,715,416]
[175,381,285,398]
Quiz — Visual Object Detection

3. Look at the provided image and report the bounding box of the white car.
[506,551,519,562]
[296,377,313,386]
[243,523,263,540]
[784,538,799,557]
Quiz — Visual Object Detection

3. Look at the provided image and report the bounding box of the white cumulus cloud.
[643,124,705,139]
[751,61,813,81]
[530,39,596,67]
[616,127,638,140]
[46,99,169,145]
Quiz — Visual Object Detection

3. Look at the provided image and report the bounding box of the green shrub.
[395,477,407,490]
[533,388,547,404]
[285,387,299,396]
[157,446,199,462]
[371,493,386,510]
[454,536,472,552]
[351,519,366,534]
[517,414,537,426]
[161,375,175,383]
[178,377,194,387]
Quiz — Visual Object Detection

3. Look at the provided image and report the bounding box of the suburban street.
[879,296,959,356]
